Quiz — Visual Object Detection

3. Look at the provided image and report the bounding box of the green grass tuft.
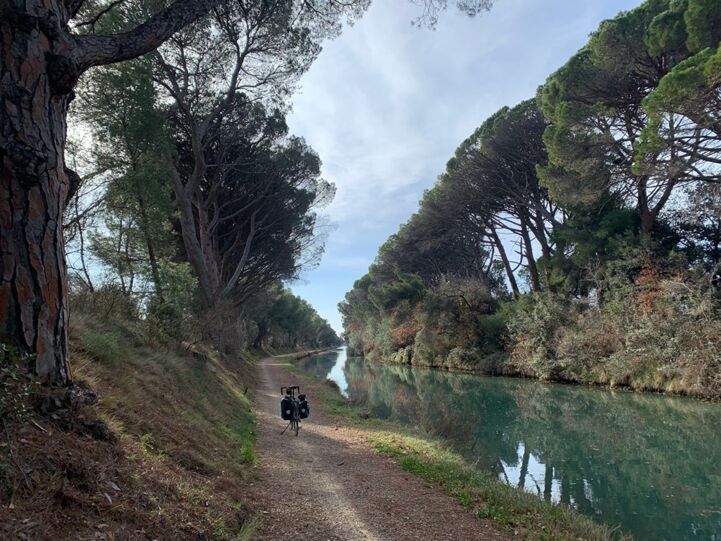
[368,432,627,541]
[79,328,130,366]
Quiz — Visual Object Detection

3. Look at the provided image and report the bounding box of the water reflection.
[298,348,721,540]
[295,347,349,396]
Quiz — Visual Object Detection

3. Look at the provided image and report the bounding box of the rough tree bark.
[1,0,220,384]
[1,0,76,384]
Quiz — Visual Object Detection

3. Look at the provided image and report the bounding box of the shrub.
[474,309,509,353]
[505,293,574,379]
[79,329,131,366]
[506,268,721,397]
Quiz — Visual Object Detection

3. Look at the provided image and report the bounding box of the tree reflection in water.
[298,349,721,540]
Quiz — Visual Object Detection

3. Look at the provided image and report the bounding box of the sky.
[286,0,641,333]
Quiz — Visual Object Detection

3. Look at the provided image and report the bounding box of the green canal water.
[296,348,721,540]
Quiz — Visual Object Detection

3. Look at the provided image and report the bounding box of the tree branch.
[73,0,222,71]
[221,211,258,297]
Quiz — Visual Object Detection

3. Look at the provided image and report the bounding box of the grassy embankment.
[1,310,259,540]
[284,358,629,541]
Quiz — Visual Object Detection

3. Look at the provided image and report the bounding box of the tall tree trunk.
[520,220,542,293]
[530,211,555,291]
[489,226,519,297]
[1,0,223,383]
[134,184,164,302]
[543,463,553,501]
[518,444,531,490]
[560,474,571,505]
[144,231,163,301]
[72,192,94,292]
[171,167,215,304]
[197,205,220,294]
[637,176,655,241]
[640,212,654,240]
[1,2,75,384]
[531,211,552,261]
[497,458,511,485]
[253,319,267,349]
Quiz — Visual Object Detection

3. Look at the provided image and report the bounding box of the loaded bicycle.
[280,385,310,436]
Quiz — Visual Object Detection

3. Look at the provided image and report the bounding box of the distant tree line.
[341,0,721,398]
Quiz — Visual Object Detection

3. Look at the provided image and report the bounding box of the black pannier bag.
[298,394,310,419]
[280,396,293,420]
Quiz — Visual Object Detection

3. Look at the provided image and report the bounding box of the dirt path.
[249,356,510,540]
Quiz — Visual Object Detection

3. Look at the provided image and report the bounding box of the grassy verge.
[73,312,258,477]
[1,311,259,540]
[284,359,629,541]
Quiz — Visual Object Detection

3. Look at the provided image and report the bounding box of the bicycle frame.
[280,385,301,436]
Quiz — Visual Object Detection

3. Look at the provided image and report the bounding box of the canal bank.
[294,348,721,540]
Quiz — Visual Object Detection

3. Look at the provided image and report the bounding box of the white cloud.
[288,0,642,332]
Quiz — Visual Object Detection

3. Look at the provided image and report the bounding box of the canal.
[296,347,721,540]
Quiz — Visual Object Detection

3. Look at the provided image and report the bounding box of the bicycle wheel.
[293,417,299,436]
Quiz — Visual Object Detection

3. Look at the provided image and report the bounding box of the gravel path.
[249,356,510,540]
